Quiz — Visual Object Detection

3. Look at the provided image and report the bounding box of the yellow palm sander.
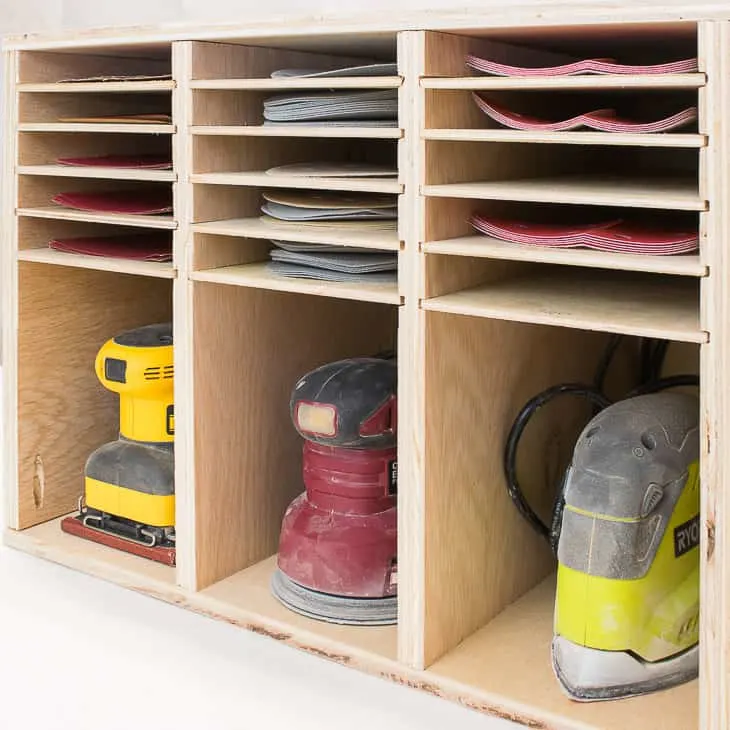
[62,323,175,565]
[552,392,700,701]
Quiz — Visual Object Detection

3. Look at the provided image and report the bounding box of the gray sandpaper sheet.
[267,261,397,283]
[269,248,397,273]
[270,63,398,78]
[263,90,398,122]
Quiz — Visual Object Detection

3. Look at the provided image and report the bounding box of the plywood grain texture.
[3,12,729,730]
[192,283,396,589]
[15,264,172,529]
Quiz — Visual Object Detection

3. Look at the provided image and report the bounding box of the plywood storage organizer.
[2,8,730,730]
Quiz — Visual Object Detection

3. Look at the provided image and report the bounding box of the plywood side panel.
[193,283,396,589]
[16,265,172,529]
[171,40,196,590]
[696,21,730,730]
[395,30,425,669]
[423,314,623,664]
[3,50,20,527]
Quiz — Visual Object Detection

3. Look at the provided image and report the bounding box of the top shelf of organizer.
[16,46,173,85]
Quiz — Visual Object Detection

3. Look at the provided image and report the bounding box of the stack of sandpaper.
[48,188,173,261]
[465,52,698,76]
[471,94,697,133]
[470,214,698,255]
[262,189,398,282]
[263,62,398,127]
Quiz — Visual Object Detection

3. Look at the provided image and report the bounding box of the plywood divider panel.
[696,21,730,730]
[171,41,196,590]
[396,30,425,669]
[192,283,397,590]
[193,233,270,271]
[190,41,378,81]
[192,185,261,224]
[3,50,20,525]
[423,314,627,665]
[15,265,172,529]
[18,50,171,84]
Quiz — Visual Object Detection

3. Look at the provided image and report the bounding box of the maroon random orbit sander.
[271,357,398,625]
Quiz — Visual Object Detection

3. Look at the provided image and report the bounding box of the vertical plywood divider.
[172,41,197,590]
[397,30,426,669]
[697,22,730,730]
[2,50,20,527]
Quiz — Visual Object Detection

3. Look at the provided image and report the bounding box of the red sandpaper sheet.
[465,53,698,77]
[52,189,173,215]
[60,515,176,566]
[57,154,172,169]
[471,215,699,255]
[49,232,172,261]
[472,95,697,133]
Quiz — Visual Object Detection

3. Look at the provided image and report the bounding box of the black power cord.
[503,337,699,554]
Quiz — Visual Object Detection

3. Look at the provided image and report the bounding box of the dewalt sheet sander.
[62,323,175,565]
[504,337,700,701]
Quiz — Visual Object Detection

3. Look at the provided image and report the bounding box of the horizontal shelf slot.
[18,122,175,134]
[191,77,401,90]
[423,129,705,148]
[191,172,401,194]
[428,575,697,730]
[18,206,177,229]
[424,236,705,277]
[18,165,176,182]
[424,177,704,211]
[18,80,175,93]
[193,218,399,250]
[422,269,703,342]
[200,556,398,661]
[191,125,402,139]
[422,74,706,91]
[17,247,175,278]
[191,262,400,304]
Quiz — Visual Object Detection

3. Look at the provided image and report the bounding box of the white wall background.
[0,2,521,728]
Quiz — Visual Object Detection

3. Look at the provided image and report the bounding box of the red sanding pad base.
[60,515,176,566]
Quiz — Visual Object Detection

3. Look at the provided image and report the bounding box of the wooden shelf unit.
[2,15,728,730]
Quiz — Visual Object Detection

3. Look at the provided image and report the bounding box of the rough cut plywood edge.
[16,248,176,278]
[423,238,707,277]
[0,5,727,51]
[191,77,402,90]
[171,41,197,592]
[190,264,402,305]
[18,207,178,230]
[192,218,400,250]
[18,123,175,135]
[2,49,19,527]
[18,80,175,93]
[421,74,706,90]
[396,30,427,670]
[422,129,706,149]
[4,528,617,730]
[697,21,729,730]
[17,165,176,182]
[191,125,403,139]
[191,172,402,195]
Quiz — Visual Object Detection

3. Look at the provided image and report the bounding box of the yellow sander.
[504,337,700,701]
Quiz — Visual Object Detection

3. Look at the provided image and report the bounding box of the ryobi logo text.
[674,515,700,558]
